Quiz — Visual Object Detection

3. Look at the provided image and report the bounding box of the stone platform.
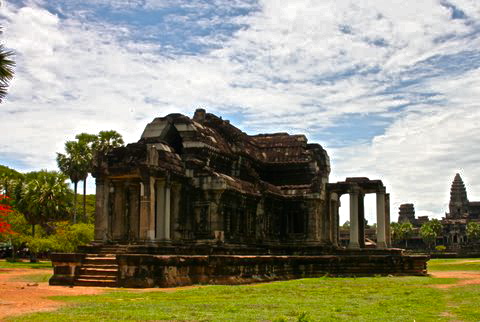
[49,245,429,288]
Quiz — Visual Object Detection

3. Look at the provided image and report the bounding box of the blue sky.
[2,0,480,224]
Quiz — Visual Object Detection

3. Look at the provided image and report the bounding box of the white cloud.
[1,0,480,221]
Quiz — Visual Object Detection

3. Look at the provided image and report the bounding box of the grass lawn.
[427,258,480,271]
[9,273,52,283]
[5,258,480,321]
[0,259,52,269]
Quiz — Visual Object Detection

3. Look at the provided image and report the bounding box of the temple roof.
[97,109,331,197]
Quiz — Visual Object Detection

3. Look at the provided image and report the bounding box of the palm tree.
[76,131,124,221]
[0,44,14,102]
[57,141,87,224]
[75,133,97,221]
[93,130,124,155]
[16,171,72,261]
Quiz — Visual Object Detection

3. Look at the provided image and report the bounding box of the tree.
[420,220,441,250]
[391,221,413,248]
[0,44,14,102]
[93,130,124,155]
[466,222,480,243]
[0,194,14,237]
[0,165,24,197]
[75,133,96,221]
[75,130,123,222]
[17,171,72,236]
[57,141,88,224]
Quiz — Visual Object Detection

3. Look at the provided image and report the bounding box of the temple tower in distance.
[448,173,469,219]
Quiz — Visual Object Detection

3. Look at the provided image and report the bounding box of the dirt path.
[0,268,201,321]
[430,270,480,288]
[0,268,105,321]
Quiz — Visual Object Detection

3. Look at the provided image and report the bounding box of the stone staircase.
[74,245,128,287]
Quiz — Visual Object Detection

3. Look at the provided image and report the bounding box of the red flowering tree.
[0,194,14,237]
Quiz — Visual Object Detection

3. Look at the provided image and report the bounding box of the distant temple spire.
[448,173,469,218]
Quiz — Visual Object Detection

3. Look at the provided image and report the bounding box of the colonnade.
[347,187,390,249]
[94,176,178,242]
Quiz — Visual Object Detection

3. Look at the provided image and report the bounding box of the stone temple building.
[395,173,480,249]
[443,173,480,245]
[50,109,427,287]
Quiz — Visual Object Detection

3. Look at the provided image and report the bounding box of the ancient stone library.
[50,109,428,288]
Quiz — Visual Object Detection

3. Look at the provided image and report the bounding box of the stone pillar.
[94,178,109,241]
[358,192,365,248]
[156,179,166,239]
[208,191,224,241]
[163,181,171,240]
[376,188,387,249]
[170,183,182,240]
[112,182,125,240]
[348,189,360,249]
[385,193,391,247]
[139,177,156,240]
[329,193,339,246]
[148,177,156,239]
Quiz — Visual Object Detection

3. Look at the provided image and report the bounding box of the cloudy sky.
[1,0,480,224]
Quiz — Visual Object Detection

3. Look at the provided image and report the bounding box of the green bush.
[435,245,446,252]
[48,222,94,252]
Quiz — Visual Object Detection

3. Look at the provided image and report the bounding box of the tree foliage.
[466,222,480,242]
[57,130,124,223]
[0,194,14,237]
[0,44,15,102]
[391,221,414,248]
[16,170,72,235]
[57,141,89,223]
[420,219,442,249]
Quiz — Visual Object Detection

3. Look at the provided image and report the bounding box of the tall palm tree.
[16,170,71,262]
[57,141,86,224]
[75,133,97,221]
[0,44,14,102]
[93,130,124,155]
[17,171,71,233]
[76,131,124,221]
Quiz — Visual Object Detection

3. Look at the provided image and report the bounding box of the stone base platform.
[49,246,429,288]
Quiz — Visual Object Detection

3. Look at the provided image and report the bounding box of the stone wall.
[116,253,428,288]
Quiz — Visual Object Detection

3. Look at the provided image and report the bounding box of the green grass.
[9,273,52,283]
[10,277,457,321]
[6,258,480,321]
[0,259,52,269]
[428,258,480,272]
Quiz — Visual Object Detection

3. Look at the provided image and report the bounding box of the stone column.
[139,177,156,240]
[329,193,339,246]
[170,183,182,240]
[348,188,360,249]
[208,191,224,241]
[112,182,125,240]
[156,179,166,239]
[94,178,109,241]
[163,180,171,240]
[376,188,387,249]
[385,193,391,247]
[358,192,365,248]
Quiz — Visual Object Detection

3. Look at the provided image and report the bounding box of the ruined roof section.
[105,109,331,194]
[141,109,329,166]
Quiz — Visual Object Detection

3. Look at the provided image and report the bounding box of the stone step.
[82,264,118,269]
[74,278,117,287]
[85,254,117,258]
[82,259,117,266]
[85,256,117,262]
[79,268,118,276]
[77,274,116,281]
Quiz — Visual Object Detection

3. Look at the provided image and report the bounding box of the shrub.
[435,245,446,252]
